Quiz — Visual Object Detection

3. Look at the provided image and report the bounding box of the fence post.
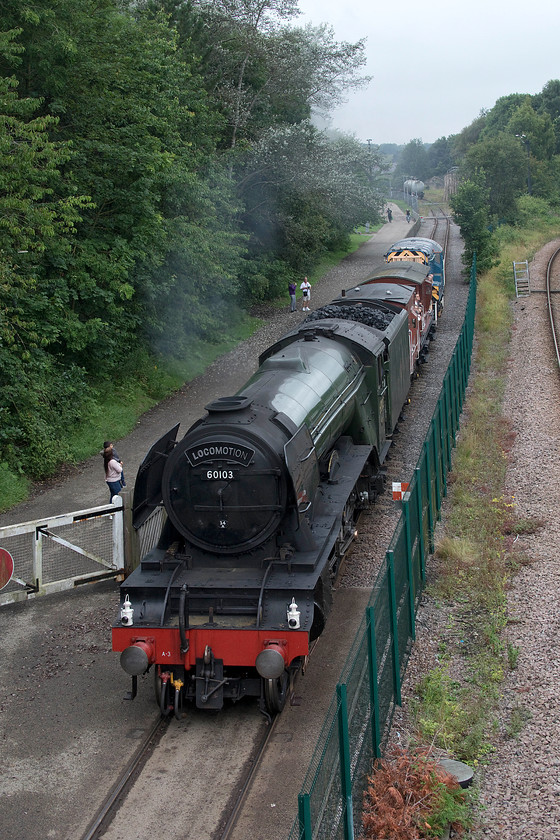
[402,499,416,640]
[431,417,442,518]
[366,606,381,758]
[386,551,402,705]
[424,439,435,554]
[440,383,451,485]
[298,792,312,840]
[112,495,124,572]
[415,466,426,582]
[33,527,43,593]
[337,683,354,840]
[451,350,460,438]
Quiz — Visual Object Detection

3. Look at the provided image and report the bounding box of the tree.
[532,79,560,151]
[481,93,527,137]
[163,0,370,149]
[428,136,455,177]
[0,32,91,475]
[449,172,494,273]
[235,123,385,298]
[507,99,555,161]
[452,112,487,157]
[396,139,430,182]
[464,133,526,220]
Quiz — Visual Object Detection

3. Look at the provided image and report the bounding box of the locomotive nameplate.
[185,443,255,467]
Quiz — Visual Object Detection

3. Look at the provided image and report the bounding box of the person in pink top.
[103,444,124,502]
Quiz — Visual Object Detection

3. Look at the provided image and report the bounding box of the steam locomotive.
[112,256,442,717]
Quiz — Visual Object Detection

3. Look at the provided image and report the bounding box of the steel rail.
[80,714,170,840]
[217,712,281,840]
[545,246,560,370]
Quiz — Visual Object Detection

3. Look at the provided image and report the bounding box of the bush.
[362,747,472,839]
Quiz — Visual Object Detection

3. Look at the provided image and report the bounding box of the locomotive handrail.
[159,562,184,627]
[193,503,283,511]
[179,584,189,654]
[256,560,274,628]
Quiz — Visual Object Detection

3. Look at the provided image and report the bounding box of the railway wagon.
[112,278,432,717]
[359,263,436,369]
[384,238,445,316]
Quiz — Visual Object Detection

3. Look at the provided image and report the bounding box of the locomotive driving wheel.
[264,670,289,714]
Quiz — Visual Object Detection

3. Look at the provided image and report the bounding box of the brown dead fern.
[361,746,469,839]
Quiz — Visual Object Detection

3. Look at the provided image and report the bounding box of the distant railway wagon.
[384,238,445,315]
[404,179,425,198]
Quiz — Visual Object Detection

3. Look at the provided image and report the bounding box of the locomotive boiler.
[112,278,432,717]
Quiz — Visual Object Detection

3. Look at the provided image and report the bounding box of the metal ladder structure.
[513,260,530,297]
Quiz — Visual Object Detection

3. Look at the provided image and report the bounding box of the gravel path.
[474,240,560,837]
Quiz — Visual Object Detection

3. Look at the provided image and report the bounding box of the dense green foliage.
[385,79,560,268]
[0,0,385,482]
[3,0,560,495]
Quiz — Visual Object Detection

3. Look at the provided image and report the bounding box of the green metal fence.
[289,257,477,840]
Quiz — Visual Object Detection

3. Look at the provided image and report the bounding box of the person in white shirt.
[300,277,311,311]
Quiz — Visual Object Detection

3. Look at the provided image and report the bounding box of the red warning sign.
[0,547,14,590]
[392,482,410,501]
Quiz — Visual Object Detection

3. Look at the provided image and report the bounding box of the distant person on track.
[406,209,411,224]
[288,281,297,312]
[103,444,124,502]
[300,276,311,311]
[387,207,393,223]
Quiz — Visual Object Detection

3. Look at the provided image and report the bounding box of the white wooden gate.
[0,497,124,606]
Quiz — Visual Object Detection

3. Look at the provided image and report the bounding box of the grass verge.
[0,314,261,513]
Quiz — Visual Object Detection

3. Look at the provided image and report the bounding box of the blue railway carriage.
[384,238,445,317]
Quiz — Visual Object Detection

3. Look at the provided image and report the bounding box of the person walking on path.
[103,444,124,502]
[300,276,311,311]
[406,209,411,224]
[288,281,297,312]
[387,207,393,223]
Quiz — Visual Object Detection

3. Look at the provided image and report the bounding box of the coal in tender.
[304,303,395,331]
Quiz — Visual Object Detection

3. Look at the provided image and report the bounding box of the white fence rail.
[0,497,124,606]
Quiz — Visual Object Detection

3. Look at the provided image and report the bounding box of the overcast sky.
[295,0,560,145]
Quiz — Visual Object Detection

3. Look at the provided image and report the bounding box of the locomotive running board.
[292,441,373,572]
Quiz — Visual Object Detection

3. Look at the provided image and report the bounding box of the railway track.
[545,245,560,368]
[81,715,171,840]
[80,703,272,840]
[428,209,451,254]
